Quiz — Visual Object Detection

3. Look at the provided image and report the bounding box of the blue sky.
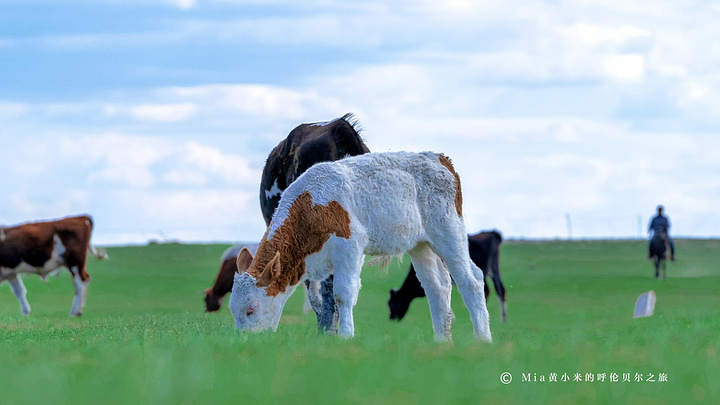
[1,0,719,244]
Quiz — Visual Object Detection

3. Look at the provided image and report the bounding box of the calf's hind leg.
[408,243,454,342]
[431,227,492,342]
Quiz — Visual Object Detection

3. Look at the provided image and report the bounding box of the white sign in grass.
[634,291,657,318]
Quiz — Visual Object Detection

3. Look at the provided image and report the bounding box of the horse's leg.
[654,257,660,279]
[662,259,667,280]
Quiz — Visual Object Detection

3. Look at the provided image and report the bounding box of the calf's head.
[229,248,296,332]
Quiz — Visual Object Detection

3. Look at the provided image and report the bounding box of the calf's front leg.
[332,262,362,338]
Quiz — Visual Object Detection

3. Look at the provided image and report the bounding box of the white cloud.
[312,64,432,120]
[60,133,260,188]
[130,103,198,122]
[6,191,90,224]
[91,188,266,244]
[61,133,167,187]
[0,101,28,119]
[604,54,645,81]
[103,102,198,122]
[565,23,652,46]
[165,141,260,186]
[169,0,195,10]
[4,0,720,242]
[140,189,256,222]
[340,114,720,238]
[166,84,351,120]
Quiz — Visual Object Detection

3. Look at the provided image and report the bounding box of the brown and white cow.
[204,113,369,331]
[0,215,107,316]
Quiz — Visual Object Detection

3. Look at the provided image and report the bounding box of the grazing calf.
[229,152,492,342]
[203,114,369,323]
[204,243,258,312]
[0,215,107,316]
[389,230,507,322]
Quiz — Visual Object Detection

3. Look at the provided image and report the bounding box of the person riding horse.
[648,205,675,261]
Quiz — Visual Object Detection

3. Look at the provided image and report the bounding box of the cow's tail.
[88,245,109,260]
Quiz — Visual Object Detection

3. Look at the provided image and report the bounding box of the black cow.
[204,113,370,332]
[388,230,507,322]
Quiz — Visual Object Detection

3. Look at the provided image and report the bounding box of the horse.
[649,225,671,279]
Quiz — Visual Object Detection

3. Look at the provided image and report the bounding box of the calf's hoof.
[477,335,493,343]
[434,335,452,343]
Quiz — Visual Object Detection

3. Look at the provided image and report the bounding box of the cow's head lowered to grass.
[229,251,295,332]
[229,191,352,332]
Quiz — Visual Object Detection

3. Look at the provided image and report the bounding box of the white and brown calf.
[229,151,492,342]
[204,114,369,327]
[0,215,107,316]
[258,113,370,331]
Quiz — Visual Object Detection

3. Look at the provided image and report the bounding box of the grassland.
[0,239,717,404]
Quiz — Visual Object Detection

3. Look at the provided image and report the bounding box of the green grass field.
[0,239,717,404]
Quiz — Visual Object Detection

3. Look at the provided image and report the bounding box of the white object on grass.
[633,290,656,318]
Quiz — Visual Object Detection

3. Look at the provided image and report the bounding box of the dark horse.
[649,225,671,279]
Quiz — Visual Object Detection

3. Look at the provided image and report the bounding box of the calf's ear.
[256,252,281,287]
[236,247,254,274]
